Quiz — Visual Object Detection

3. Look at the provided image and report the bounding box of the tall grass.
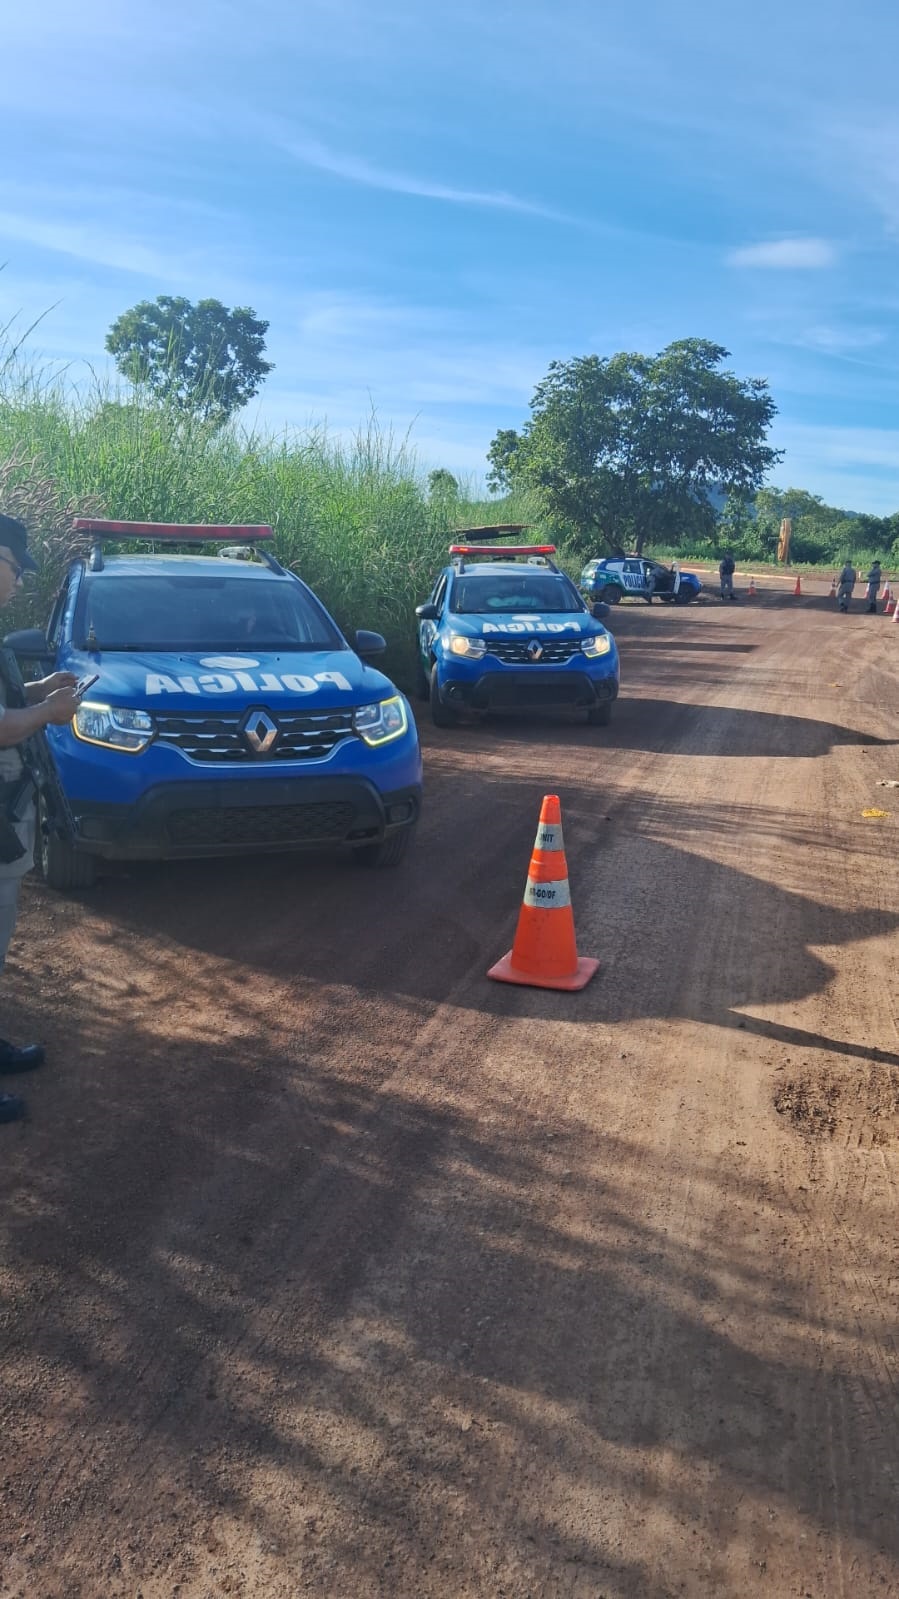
[0,358,543,685]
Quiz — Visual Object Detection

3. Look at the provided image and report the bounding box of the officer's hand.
[42,687,81,725]
[37,671,78,698]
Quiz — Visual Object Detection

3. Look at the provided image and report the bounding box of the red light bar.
[72,519,273,542]
[449,544,557,557]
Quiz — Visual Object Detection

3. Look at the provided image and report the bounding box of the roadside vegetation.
[0,336,895,690]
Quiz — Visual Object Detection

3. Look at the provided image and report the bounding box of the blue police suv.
[5,521,422,889]
[415,531,619,728]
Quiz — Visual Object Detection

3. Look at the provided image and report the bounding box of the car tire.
[353,826,415,868]
[429,666,458,727]
[600,585,621,605]
[37,797,96,891]
[587,701,613,727]
[674,588,694,605]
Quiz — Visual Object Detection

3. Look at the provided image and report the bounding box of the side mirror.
[591,602,610,621]
[4,628,52,658]
[354,629,386,658]
[415,603,439,621]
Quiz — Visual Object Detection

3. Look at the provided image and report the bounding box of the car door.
[418,573,447,664]
[621,559,645,596]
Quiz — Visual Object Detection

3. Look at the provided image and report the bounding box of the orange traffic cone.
[887,597,896,616]
[829,574,836,599]
[793,574,802,597]
[882,581,893,611]
[487,795,598,991]
[894,594,899,623]
[748,576,756,598]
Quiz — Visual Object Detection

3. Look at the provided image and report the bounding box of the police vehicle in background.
[4,520,422,888]
[415,527,620,728]
[579,555,702,606]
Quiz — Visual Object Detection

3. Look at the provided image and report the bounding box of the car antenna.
[87,622,98,651]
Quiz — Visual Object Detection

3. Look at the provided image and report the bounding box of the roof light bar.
[72,519,274,542]
[449,544,557,557]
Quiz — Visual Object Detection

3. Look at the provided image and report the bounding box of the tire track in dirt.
[2,587,899,1598]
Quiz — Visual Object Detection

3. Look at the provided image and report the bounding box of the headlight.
[448,633,486,659]
[73,701,156,753]
[581,633,612,658]
[353,695,409,747]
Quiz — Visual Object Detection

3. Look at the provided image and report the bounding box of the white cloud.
[798,324,886,355]
[727,237,836,269]
[771,421,899,513]
[283,137,577,222]
[0,212,178,278]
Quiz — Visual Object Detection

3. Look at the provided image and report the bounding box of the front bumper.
[438,669,618,712]
[69,776,422,861]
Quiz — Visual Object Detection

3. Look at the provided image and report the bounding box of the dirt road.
[1,579,898,1598]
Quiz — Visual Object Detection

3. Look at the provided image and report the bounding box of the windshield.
[451,572,585,615]
[75,574,343,652]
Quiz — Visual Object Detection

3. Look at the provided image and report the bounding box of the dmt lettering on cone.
[487,794,599,991]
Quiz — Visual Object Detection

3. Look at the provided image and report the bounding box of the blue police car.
[5,520,422,888]
[415,532,619,728]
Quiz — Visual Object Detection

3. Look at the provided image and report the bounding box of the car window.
[75,574,344,652]
[450,573,584,615]
[431,575,448,612]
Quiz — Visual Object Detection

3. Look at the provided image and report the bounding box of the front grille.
[167,801,356,846]
[486,638,578,664]
[155,709,355,763]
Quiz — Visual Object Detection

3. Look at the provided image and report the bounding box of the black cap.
[0,514,38,573]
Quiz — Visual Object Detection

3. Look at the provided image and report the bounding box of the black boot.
[0,1040,45,1074]
[0,1092,25,1123]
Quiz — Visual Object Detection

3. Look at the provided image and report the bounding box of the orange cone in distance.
[829,574,836,598]
[487,795,598,991]
[793,574,802,597]
[882,581,893,611]
[748,576,756,598]
[894,595,899,623]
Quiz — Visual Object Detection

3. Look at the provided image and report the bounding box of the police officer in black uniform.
[0,514,80,1124]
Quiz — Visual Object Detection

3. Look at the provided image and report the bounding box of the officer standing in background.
[0,514,80,1124]
[719,550,736,601]
[865,560,882,614]
[836,559,856,613]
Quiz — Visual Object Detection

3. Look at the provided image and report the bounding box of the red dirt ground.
[1,576,898,1598]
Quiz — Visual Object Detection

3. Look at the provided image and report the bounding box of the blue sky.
[4,0,899,512]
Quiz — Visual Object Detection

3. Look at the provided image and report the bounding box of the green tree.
[488,340,782,554]
[428,468,459,501]
[106,296,273,424]
[486,429,522,493]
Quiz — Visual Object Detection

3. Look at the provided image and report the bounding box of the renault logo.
[527,639,544,661]
[242,709,279,755]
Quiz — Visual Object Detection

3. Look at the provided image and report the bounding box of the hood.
[449,611,599,639]
[62,647,398,710]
